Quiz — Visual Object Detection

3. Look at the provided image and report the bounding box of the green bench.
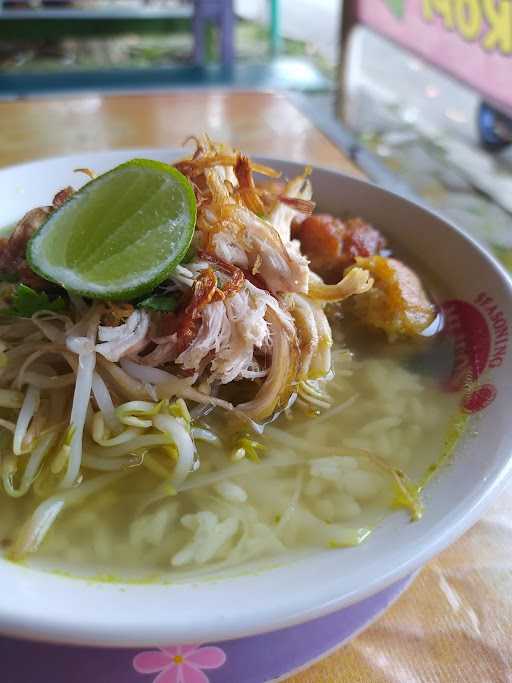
[0,1,329,97]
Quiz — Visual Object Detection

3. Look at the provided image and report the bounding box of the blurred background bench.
[0,0,328,95]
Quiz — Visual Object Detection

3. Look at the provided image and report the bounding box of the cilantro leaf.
[137,294,178,312]
[0,271,19,284]
[3,284,67,318]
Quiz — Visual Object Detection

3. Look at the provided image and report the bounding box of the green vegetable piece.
[0,272,19,284]
[27,159,196,301]
[2,284,66,318]
[232,433,266,463]
[137,294,178,312]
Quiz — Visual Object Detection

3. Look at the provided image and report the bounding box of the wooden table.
[0,90,510,683]
[0,91,360,173]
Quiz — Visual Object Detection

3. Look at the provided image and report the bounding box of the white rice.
[29,354,459,577]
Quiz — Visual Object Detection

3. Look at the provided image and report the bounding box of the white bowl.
[0,149,511,648]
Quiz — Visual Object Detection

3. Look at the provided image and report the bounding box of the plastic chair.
[193,0,234,67]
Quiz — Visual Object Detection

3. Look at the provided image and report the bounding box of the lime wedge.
[27,159,196,300]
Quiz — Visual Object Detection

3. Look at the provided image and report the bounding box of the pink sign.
[355,0,512,115]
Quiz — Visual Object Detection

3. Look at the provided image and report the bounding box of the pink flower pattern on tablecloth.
[133,644,227,683]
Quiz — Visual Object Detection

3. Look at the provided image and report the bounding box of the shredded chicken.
[236,306,298,421]
[177,137,310,296]
[291,294,332,380]
[308,267,374,303]
[268,169,313,244]
[291,294,320,380]
[165,136,378,420]
[174,267,221,356]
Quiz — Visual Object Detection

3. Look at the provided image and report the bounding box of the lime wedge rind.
[27,159,196,301]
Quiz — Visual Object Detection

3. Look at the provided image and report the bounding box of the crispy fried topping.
[101,302,135,326]
[175,267,221,355]
[52,187,74,209]
[234,154,265,215]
